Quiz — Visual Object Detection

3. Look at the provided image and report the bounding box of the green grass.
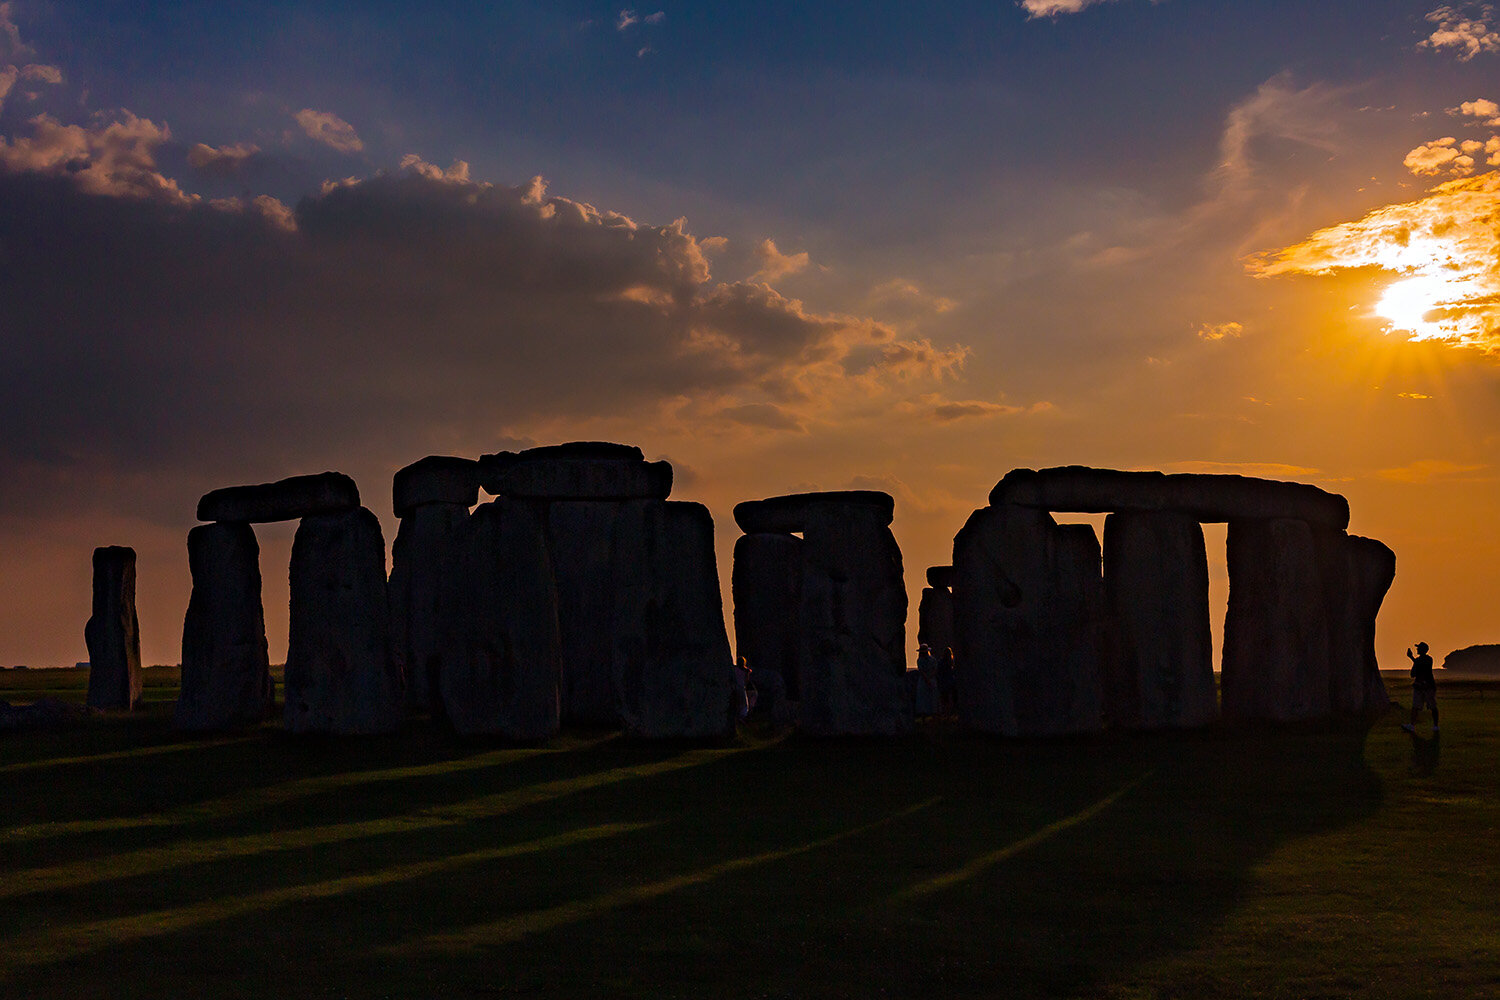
[1,672,1496,999]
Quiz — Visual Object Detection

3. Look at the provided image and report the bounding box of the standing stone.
[84,546,142,710]
[198,472,360,523]
[1102,511,1216,729]
[545,501,634,726]
[284,506,403,734]
[389,502,471,713]
[610,501,735,740]
[1221,518,1331,723]
[732,532,805,701]
[442,498,561,740]
[951,504,1105,736]
[175,523,273,730]
[1316,530,1396,716]
[917,586,955,659]
[796,501,911,736]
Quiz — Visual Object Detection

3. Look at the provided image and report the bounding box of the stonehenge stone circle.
[481,442,672,501]
[393,455,482,518]
[442,498,561,740]
[284,506,404,734]
[917,565,955,659]
[84,546,142,711]
[955,466,1392,735]
[389,500,472,714]
[175,523,273,730]
[734,491,910,736]
[1102,511,1216,729]
[197,471,360,523]
[732,532,805,700]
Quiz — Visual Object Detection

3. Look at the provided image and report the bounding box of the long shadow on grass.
[0,717,1381,999]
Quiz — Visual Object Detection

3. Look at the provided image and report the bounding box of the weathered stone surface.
[1221,518,1332,723]
[198,472,360,523]
[732,532,805,701]
[1443,644,1500,675]
[952,504,1105,736]
[479,443,671,500]
[733,491,894,534]
[393,456,482,518]
[546,500,634,726]
[442,498,561,740]
[990,467,1350,529]
[389,503,471,714]
[796,503,911,736]
[917,586,955,660]
[610,501,735,740]
[84,546,142,711]
[925,565,955,589]
[284,507,403,734]
[1102,511,1216,730]
[1317,530,1396,715]
[174,523,273,730]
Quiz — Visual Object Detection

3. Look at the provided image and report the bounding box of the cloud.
[750,239,811,283]
[1420,5,1500,60]
[1404,136,1475,176]
[0,64,13,112]
[1159,461,1322,479]
[1250,171,1500,350]
[0,159,973,521]
[1398,391,1434,400]
[0,111,193,203]
[928,400,1024,422]
[0,2,32,62]
[1020,0,1116,17]
[1454,97,1500,125]
[186,141,261,176]
[19,62,59,84]
[1377,459,1490,483]
[293,109,363,154]
[868,279,957,315]
[616,9,662,30]
[1196,321,1244,341]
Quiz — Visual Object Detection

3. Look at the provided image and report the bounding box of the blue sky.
[2,0,1499,667]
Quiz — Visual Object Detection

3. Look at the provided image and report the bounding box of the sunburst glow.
[1252,171,1500,349]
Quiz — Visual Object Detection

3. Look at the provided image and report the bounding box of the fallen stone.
[198,472,360,523]
[1102,511,1216,730]
[84,546,142,711]
[479,443,671,500]
[990,467,1350,529]
[442,498,560,740]
[284,507,404,734]
[1221,518,1331,723]
[733,491,894,534]
[795,500,911,736]
[389,502,472,714]
[732,532,805,701]
[610,501,736,740]
[952,504,1105,736]
[393,456,482,518]
[174,523,273,730]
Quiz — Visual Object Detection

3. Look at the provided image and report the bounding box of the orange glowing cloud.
[1250,170,1500,350]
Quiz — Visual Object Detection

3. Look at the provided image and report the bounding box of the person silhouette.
[1402,641,1438,733]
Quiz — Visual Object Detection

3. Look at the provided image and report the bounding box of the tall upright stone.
[952,504,1105,736]
[732,532,804,700]
[1102,511,1216,729]
[84,546,142,711]
[918,567,956,660]
[442,498,561,740]
[1316,530,1396,716]
[175,523,273,730]
[545,500,634,726]
[611,500,735,740]
[1221,518,1331,723]
[794,500,910,736]
[284,506,403,734]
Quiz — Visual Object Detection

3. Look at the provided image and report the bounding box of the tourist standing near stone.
[1403,642,1438,733]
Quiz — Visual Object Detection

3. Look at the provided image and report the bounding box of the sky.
[2,0,1498,672]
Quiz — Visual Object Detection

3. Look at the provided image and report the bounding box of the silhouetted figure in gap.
[937,646,955,715]
[915,643,938,716]
[733,655,756,721]
[1402,642,1438,733]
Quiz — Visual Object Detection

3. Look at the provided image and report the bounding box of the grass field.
[2,669,1497,999]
